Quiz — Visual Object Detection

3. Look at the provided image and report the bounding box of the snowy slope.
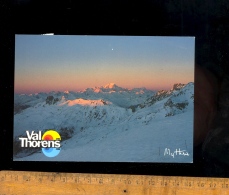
[14,82,194,162]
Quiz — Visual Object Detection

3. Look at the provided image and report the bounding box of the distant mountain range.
[14,83,155,114]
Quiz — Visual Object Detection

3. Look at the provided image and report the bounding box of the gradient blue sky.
[15,35,194,94]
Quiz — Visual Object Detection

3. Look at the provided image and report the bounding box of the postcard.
[13,35,194,162]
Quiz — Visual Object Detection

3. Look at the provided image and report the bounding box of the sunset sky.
[15,35,194,94]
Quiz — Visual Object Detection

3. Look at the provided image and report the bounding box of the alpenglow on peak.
[103,83,118,89]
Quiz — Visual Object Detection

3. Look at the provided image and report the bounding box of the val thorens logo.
[19,130,61,157]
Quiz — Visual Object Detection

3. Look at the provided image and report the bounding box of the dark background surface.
[1,0,229,177]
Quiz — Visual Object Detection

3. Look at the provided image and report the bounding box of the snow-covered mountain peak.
[59,98,111,107]
[94,83,128,93]
[171,83,186,91]
[103,83,118,89]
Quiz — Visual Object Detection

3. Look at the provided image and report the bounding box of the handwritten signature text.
[164,148,189,158]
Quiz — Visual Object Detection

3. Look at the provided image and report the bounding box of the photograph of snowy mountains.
[14,35,195,162]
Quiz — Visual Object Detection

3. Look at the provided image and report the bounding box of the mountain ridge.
[14,82,193,114]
